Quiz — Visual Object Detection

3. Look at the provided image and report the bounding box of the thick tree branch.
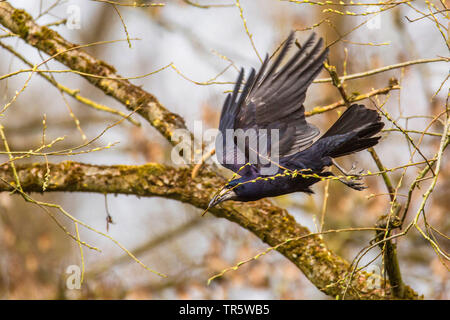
[0,1,186,143]
[0,161,420,299]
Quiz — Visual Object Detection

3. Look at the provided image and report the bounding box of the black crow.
[208,31,384,208]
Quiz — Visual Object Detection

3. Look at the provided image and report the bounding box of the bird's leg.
[332,159,364,177]
[337,175,367,191]
[321,171,365,190]
[331,160,366,191]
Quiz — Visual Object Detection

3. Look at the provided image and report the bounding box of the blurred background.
[0,0,448,299]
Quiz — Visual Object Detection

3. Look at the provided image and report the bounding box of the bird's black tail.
[319,104,384,158]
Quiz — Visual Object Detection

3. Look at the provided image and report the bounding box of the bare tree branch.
[0,1,186,143]
[0,161,420,299]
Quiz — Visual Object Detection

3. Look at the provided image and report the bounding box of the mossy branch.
[0,160,420,299]
[0,1,185,143]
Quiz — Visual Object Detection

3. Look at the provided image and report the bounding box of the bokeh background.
[0,0,448,299]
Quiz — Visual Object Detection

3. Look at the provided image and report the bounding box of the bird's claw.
[347,162,364,178]
[333,160,364,179]
[339,178,367,191]
[335,162,367,190]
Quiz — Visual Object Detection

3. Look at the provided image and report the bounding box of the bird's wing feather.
[216,31,328,174]
[216,69,256,175]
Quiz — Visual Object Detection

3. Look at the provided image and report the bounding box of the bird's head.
[207,180,241,208]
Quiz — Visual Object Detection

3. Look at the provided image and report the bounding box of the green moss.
[42,40,56,52]
[61,161,75,170]
[33,26,54,41]
[11,9,31,38]
[97,60,116,73]
[40,26,54,37]
[136,163,165,176]
[70,55,79,65]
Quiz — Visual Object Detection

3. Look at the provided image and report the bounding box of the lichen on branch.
[0,160,420,299]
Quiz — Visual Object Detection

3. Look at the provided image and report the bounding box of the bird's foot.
[346,162,364,178]
[332,160,366,190]
[338,176,367,191]
[333,160,363,178]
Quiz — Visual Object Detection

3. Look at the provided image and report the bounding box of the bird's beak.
[208,188,237,208]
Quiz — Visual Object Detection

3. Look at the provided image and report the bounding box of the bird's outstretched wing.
[216,31,328,174]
